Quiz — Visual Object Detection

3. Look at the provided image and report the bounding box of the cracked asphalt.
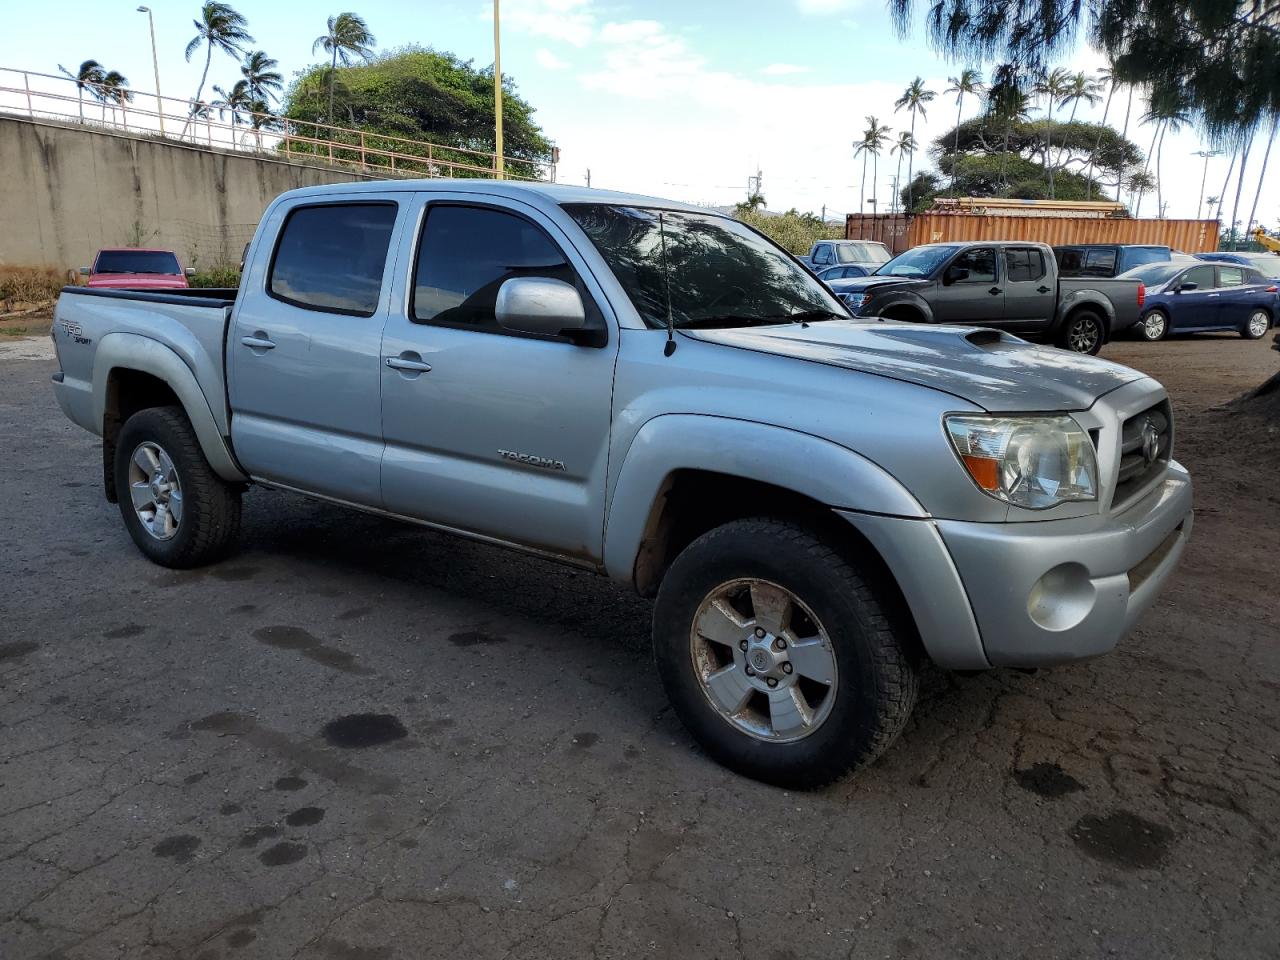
[2,334,1278,959]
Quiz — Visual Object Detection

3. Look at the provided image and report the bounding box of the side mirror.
[79,266,91,276]
[944,266,970,285]
[1178,281,1198,291]
[496,277,587,338]
[184,267,196,277]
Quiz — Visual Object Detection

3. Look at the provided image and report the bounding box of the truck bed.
[1058,276,1144,334]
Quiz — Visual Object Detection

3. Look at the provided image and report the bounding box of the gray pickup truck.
[830,240,1145,354]
[51,180,1193,788]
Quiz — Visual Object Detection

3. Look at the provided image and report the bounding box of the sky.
[4,0,1275,227]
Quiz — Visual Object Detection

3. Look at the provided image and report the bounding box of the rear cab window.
[268,202,398,316]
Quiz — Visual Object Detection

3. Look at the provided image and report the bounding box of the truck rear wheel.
[113,406,241,568]
[1059,310,1105,354]
[652,518,918,789]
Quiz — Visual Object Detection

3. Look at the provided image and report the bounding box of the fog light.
[1027,563,1095,631]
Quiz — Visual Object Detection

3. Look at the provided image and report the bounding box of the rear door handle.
[240,333,275,350]
[1208,293,1220,298]
[385,355,432,373]
[988,287,1002,295]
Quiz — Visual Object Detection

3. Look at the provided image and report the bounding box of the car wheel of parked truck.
[1059,309,1104,354]
[114,407,241,568]
[653,518,919,789]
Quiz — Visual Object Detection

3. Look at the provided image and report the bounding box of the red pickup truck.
[81,248,192,289]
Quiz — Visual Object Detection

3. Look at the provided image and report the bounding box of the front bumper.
[840,461,1193,669]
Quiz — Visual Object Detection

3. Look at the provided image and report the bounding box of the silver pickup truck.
[51,180,1193,787]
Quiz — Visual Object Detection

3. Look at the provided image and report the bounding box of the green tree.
[57,60,105,123]
[1085,64,1119,200]
[891,131,916,213]
[240,50,283,106]
[1063,71,1104,122]
[1139,95,1191,218]
[1245,115,1278,243]
[944,69,984,195]
[312,12,377,125]
[184,3,252,111]
[857,117,891,213]
[985,69,1032,195]
[212,79,251,140]
[894,77,935,212]
[99,70,133,126]
[1033,68,1071,197]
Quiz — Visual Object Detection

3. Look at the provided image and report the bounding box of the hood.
[684,319,1145,412]
[88,274,188,289]
[827,275,926,294]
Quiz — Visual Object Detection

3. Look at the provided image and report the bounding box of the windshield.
[837,242,891,264]
[872,244,961,278]
[1118,262,1184,286]
[564,204,847,329]
[94,250,182,275]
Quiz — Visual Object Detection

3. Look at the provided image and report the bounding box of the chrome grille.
[1113,400,1172,508]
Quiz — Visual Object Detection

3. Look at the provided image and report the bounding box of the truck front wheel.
[113,406,241,568]
[652,518,919,788]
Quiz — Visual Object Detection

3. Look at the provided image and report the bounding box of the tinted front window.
[566,204,845,329]
[269,203,396,316]
[413,205,575,331]
[875,244,962,278]
[1005,248,1046,282]
[953,247,997,283]
[94,250,181,274]
[1182,265,1216,289]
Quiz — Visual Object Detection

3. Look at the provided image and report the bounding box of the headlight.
[944,415,1098,509]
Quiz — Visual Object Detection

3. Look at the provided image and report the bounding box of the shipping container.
[846,212,1220,255]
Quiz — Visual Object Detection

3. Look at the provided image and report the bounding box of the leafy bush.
[1,268,65,306]
[733,208,844,255]
[188,266,242,289]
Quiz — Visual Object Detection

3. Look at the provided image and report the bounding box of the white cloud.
[535,48,571,70]
[795,0,862,13]
[761,63,812,76]
[580,20,708,99]
[598,20,666,44]
[489,0,595,47]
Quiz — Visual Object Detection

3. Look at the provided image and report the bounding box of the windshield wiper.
[675,314,795,330]
[766,309,846,323]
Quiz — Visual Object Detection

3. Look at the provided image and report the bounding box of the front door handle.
[1207,293,1220,298]
[988,286,1002,295]
[241,333,275,351]
[385,354,432,373]
[1037,285,1051,293]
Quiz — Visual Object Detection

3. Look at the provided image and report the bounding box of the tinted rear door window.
[268,203,397,316]
[1218,266,1246,287]
[1082,249,1118,277]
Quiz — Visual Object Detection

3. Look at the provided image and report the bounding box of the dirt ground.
[0,306,53,340]
[1,332,1277,959]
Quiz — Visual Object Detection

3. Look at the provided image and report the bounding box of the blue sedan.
[1194,251,1280,282]
[1119,260,1277,341]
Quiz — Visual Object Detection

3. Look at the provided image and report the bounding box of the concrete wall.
[0,115,390,272]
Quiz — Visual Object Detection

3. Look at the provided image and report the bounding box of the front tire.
[1138,310,1169,342]
[652,518,918,789]
[114,406,241,568]
[1242,309,1270,340]
[1059,310,1104,354]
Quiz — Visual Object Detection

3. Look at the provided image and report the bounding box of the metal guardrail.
[0,67,554,183]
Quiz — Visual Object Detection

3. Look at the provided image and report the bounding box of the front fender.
[871,292,934,323]
[602,414,926,583]
[93,333,246,482]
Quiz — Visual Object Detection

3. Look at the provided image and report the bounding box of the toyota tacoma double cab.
[51,181,1193,788]
[830,240,1145,354]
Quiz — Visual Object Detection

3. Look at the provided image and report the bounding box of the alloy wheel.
[1247,311,1270,338]
[127,441,183,541]
[1069,316,1101,353]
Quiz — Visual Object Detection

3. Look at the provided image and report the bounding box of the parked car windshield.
[564,204,847,329]
[1118,262,1185,286]
[872,244,962,278]
[837,242,891,264]
[94,250,182,275]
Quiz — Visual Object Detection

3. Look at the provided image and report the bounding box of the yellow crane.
[1252,227,1280,254]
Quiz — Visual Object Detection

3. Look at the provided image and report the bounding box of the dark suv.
[1054,244,1173,279]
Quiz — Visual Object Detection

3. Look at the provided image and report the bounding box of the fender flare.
[1058,289,1116,331]
[601,414,926,583]
[872,294,933,324]
[94,332,246,482]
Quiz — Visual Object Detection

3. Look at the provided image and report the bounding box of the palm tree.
[212,80,252,145]
[853,127,873,214]
[98,71,133,127]
[1033,67,1071,197]
[986,71,1031,195]
[312,13,377,125]
[188,99,214,145]
[240,50,283,105]
[1117,80,1138,203]
[944,69,984,196]
[1063,71,1104,122]
[185,3,253,111]
[861,117,891,213]
[893,77,935,212]
[1245,115,1278,246]
[891,132,917,213]
[57,60,105,123]
[1144,97,1191,218]
[1229,126,1257,249]
[1085,65,1119,199]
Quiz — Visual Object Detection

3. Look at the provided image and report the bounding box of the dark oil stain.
[285,806,325,827]
[0,642,39,662]
[448,630,508,647]
[192,711,256,736]
[253,625,374,676]
[68,548,90,557]
[63,480,84,488]
[259,841,307,866]
[102,624,146,639]
[624,745,641,761]
[220,803,243,816]
[275,776,308,792]
[319,938,393,960]
[229,603,258,615]
[337,606,374,621]
[153,834,201,864]
[238,825,281,849]
[572,732,599,748]
[212,566,261,582]
[322,713,408,749]
[399,837,418,849]
[1014,762,1086,798]
[420,718,456,734]
[49,695,70,706]
[1070,810,1175,870]
[228,929,257,949]
[183,772,207,785]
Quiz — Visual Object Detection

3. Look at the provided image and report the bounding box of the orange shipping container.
[846,213,1220,255]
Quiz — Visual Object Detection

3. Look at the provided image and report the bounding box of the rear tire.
[1242,309,1270,340]
[652,518,918,789]
[1059,310,1105,354]
[1138,310,1169,342]
[113,406,241,568]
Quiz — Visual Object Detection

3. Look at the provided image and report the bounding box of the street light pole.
[493,0,504,180]
[1192,149,1221,221]
[137,6,164,137]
